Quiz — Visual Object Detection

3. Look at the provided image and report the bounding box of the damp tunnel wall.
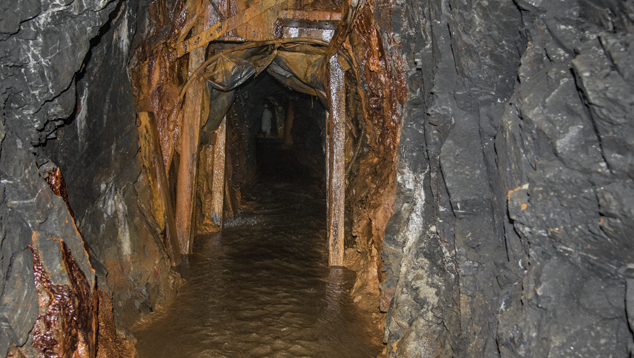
[1,0,634,357]
[0,0,178,355]
[380,0,634,357]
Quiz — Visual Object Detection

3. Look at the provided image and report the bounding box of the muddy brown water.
[133,140,382,358]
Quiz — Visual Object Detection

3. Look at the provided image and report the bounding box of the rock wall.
[343,3,406,315]
[0,0,178,355]
[44,0,179,329]
[382,0,634,356]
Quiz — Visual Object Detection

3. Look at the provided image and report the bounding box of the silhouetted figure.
[261,103,272,138]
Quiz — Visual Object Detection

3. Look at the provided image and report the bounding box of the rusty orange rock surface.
[137,112,182,266]
[45,168,74,219]
[95,288,136,358]
[344,1,405,311]
[29,244,97,358]
[11,169,139,358]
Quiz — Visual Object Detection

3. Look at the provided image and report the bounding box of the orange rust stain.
[28,244,96,358]
[130,0,191,175]
[507,185,523,201]
[45,167,74,218]
[95,288,137,358]
[344,1,405,298]
[391,338,401,353]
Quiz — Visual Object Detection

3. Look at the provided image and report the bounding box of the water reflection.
[133,141,381,358]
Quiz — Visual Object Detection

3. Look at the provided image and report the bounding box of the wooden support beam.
[327,54,346,267]
[174,0,287,58]
[211,117,227,228]
[278,10,342,21]
[175,9,211,254]
[137,112,181,266]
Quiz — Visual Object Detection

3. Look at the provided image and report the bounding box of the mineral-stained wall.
[382,0,634,356]
[0,0,178,356]
[45,0,180,329]
[342,2,406,316]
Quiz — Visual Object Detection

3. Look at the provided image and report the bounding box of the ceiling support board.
[175,0,288,58]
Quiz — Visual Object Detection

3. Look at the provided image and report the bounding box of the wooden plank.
[175,7,211,254]
[211,117,227,228]
[175,0,287,58]
[195,142,221,234]
[327,54,346,267]
[278,10,341,21]
[137,112,182,266]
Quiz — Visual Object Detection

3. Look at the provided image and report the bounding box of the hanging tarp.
[203,54,256,92]
[203,87,235,132]
[269,51,326,96]
[231,45,279,75]
[202,46,279,132]
[267,45,327,103]
[201,42,329,133]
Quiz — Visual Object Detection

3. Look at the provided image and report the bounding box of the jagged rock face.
[0,0,114,353]
[1,0,118,146]
[44,0,179,328]
[0,0,177,356]
[383,0,634,356]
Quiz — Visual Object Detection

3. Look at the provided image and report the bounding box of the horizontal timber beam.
[175,0,288,58]
[278,10,341,21]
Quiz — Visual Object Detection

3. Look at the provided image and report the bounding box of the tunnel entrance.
[214,71,329,227]
[133,14,358,266]
[133,105,382,357]
[133,34,383,355]
[126,0,395,354]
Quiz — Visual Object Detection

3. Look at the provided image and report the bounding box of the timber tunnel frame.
[159,35,365,267]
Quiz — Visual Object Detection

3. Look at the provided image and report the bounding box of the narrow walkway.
[133,140,382,358]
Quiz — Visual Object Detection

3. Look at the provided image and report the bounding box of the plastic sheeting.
[267,51,326,100]
[201,43,328,132]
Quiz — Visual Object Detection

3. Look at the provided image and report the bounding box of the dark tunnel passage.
[131,74,387,358]
[133,106,383,358]
[220,71,328,206]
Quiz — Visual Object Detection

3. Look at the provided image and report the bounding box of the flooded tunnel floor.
[133,139,383,358]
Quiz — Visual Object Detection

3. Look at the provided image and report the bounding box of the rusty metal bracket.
[174,0,289,58]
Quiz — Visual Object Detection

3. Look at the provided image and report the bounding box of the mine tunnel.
[2,0,634,357]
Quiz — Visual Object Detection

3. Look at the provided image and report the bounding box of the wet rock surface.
[1,0,176,355]
[42,0,180,329]
[134,140,382,358]
[383,0,634,356]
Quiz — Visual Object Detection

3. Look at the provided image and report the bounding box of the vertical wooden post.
[175,6,211,254]
[211,116,227,228]
[137,112,182,266]
[327,54,345,266]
